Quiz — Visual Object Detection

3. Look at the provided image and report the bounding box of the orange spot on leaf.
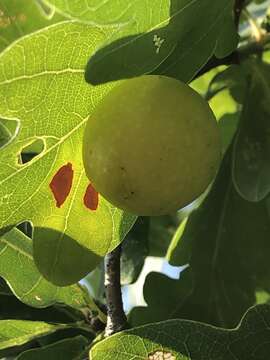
[49,163,73,208]
[84,183,99,210]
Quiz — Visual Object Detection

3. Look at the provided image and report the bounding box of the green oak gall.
[82,75,221,216]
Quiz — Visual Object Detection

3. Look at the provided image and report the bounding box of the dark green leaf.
[218,112,240,153]
[84,0,235,84]
[129,267,193,327]
[233,60,270,202]
[166,148,270,327]
[120,217,149,285]
[0,292,83,323]
[91,304,270,360]
[206,65,247,103]
[214,6,239,58]
[148,215,179,257]
[17,336,88,360]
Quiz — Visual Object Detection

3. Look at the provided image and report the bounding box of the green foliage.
[0,1,270,359]
[233,60,270,201]
[120,217,149,285]
[0,21,136,285]
[167,147,270,327]
[129,267,193,327]
[83,0,237,84]
[0,228,89,308]
[91,304,270,360]
[17,336,89,360]
[0,320,67,356]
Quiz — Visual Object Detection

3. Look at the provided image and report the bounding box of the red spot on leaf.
[84,183,99,210]
[49,163,73,208]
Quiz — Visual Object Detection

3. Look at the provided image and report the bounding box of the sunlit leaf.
[91,305,270,360]
[0,22,136,286]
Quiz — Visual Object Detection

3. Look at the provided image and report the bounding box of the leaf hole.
[18,138,45,165]
[17,221,33,238]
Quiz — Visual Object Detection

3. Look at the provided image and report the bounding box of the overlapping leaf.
[0,228,103,314]
[61,0,237,84]
[164,148,270,328]
[233,60,270,202]
[0,22,136,286]
[129,267,193,327]
[91,304,270,360]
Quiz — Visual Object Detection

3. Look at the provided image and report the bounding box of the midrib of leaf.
[0,68,84,85]
[20,276,42,300]
[0,237,32,260]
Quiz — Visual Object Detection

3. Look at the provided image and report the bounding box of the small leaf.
[90,304,270,360]
[233,60,270,202]
[17,335,88,360]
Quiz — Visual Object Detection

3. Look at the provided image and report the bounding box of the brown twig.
[104,244,127,337]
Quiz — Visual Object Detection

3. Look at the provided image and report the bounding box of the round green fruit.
[83,75,221,216]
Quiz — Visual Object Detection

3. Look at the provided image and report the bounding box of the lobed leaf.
[76,0,237,84]
[0,21,136,286]
[91,304,270,360]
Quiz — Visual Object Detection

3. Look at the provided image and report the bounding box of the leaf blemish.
[84,183,99,211]
[49,162,74,208]
[148,350,176,360]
